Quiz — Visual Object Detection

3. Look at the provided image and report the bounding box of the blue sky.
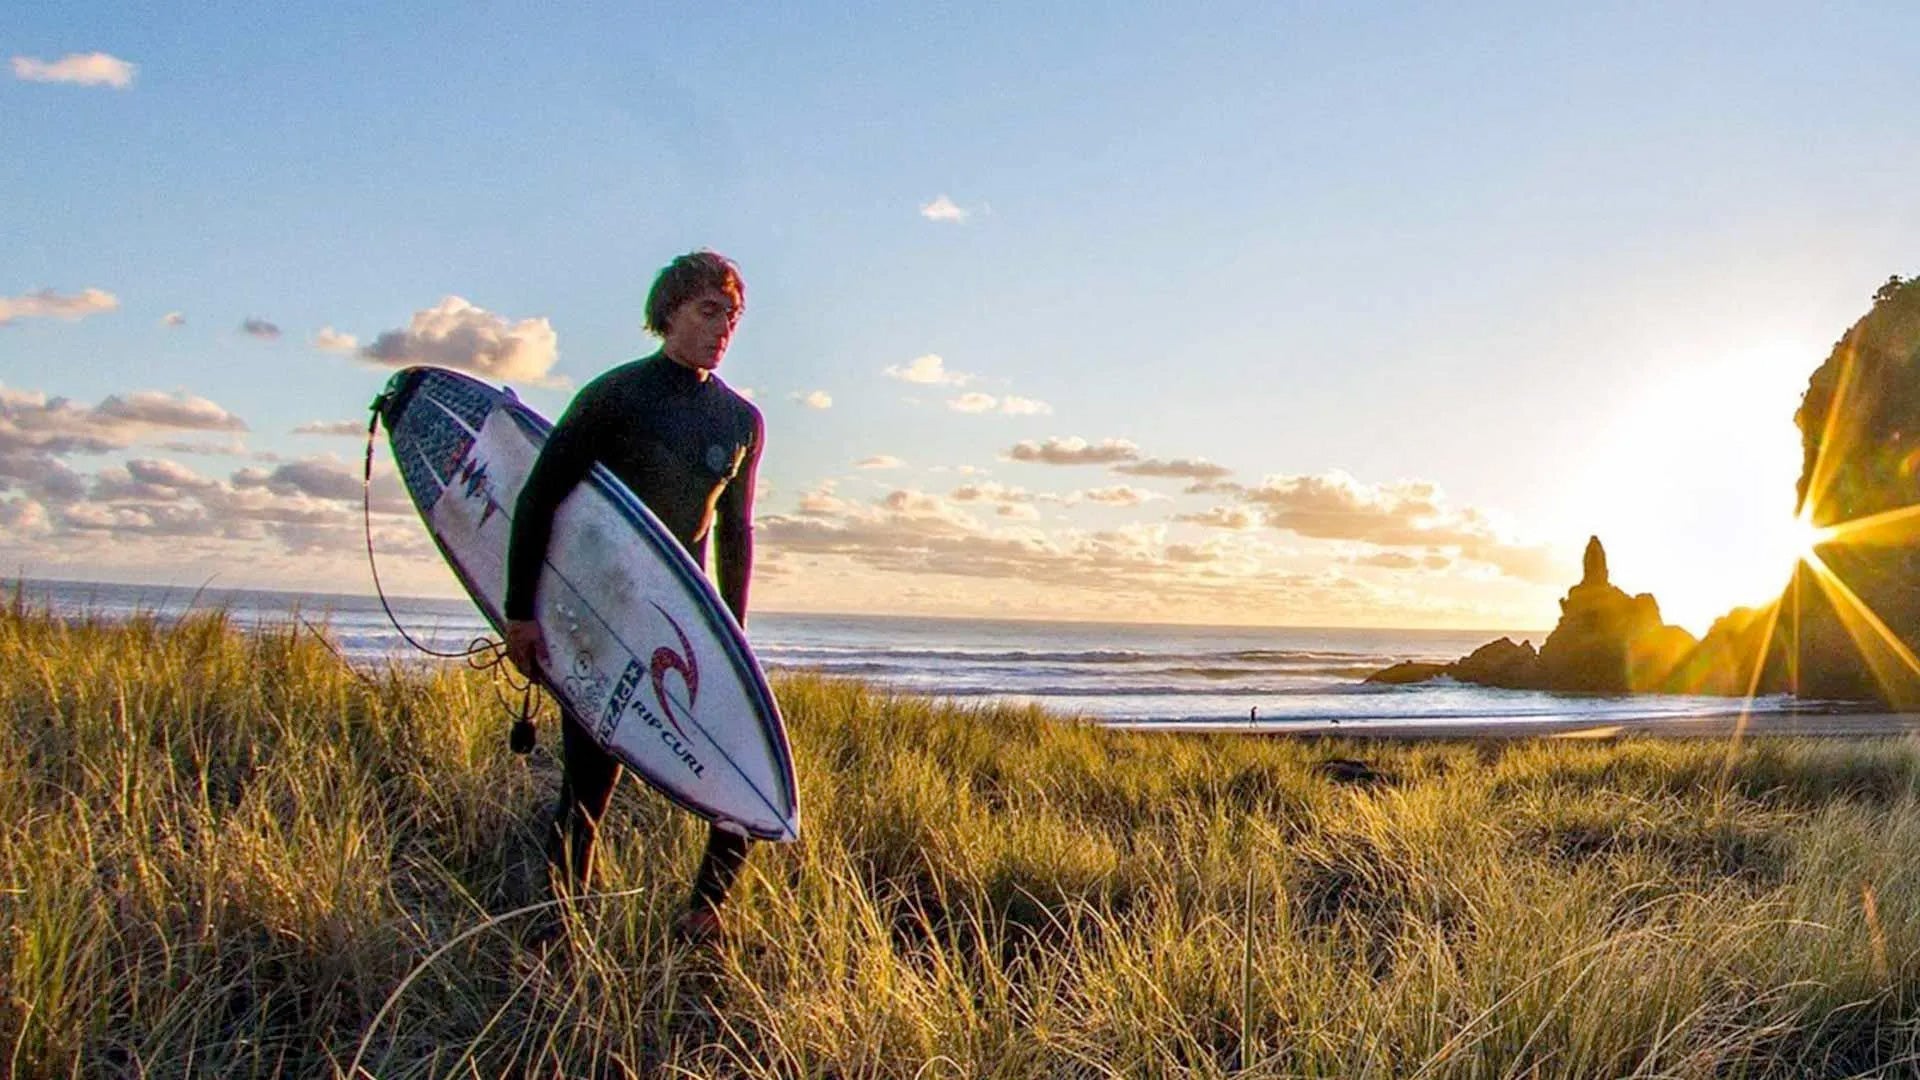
[5,3,1917,630]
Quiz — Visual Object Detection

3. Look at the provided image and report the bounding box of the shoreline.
[1111,707,1920,740]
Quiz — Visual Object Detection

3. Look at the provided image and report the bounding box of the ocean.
[14,578,1815,730]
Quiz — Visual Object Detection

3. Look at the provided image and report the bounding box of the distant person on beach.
[503,250,763,943]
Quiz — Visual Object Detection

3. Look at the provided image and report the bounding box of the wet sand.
[1114,710,1920,741]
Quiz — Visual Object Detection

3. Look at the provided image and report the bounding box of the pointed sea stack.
[1365,535,1695,693]
[1534,536,1696,692]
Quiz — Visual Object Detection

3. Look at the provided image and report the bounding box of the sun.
[1786,511,1828,560]
[1730,509,1827,612]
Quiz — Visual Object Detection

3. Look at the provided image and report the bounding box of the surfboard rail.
[378,366,799,842]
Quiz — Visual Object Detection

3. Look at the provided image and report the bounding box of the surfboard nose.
[372,367,432,430]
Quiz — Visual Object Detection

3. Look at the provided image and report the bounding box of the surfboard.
[375,366,799,842]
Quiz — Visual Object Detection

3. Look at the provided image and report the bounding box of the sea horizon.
[7,574,1550,638]
[14,576,1838,729]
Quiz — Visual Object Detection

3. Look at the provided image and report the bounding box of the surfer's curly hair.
[645,250,746,336]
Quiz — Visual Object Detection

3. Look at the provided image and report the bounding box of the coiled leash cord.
[363,399,540,753]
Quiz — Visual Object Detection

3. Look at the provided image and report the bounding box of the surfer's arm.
[714,410,763,626]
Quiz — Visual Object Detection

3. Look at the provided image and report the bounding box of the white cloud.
[0,497,51,537]
[161,312,185,328]
[919,195,968,223]
[856,455,905,469]
[947,392,1056,416]
[241,318,281,340]
[157,438,265,459]
[795,390,833,410]
[0,385,248,456]
[758,488,1338,613]
[11,53,135,89]
[0,452,86,503]
[232,455,398,507]
[312,326,358,353]
[294,420,366,437]
[126,458,214,490]
[0,288,118,327]
[92,458,218,501]
[948,392,998,414]
[1007,436,1140,466]
[1176,506,1258,530]
[884,354,971,386]
[797,481,854,517]
[96,391,248,433]
[2,446,412,558]
[1073,485,1161,507]
[0,446,442,593]
[950,482,1033,506]
[1114,457,1233,482]
[1351,551,1421,570]
[361,297,563,386]
[1238,471,1560,583]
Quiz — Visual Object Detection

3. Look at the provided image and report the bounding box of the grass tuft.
[8,606,1920,1075]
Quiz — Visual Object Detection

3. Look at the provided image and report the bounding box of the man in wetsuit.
[503,250,763,942]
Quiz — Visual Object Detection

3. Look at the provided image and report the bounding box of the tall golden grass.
[6,601,1920,1076]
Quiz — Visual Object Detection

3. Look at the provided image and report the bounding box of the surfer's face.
[663,288,741,372]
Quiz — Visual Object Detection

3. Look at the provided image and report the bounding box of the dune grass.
[7,604,1920,1077]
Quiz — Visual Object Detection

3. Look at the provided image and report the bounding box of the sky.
[4,2,1917,633]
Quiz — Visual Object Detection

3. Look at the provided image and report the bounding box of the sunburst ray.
[1718,576,1786,778]
[1817,502,1920,548]
[1797,337,1864,528]
[1800,550,1920,708]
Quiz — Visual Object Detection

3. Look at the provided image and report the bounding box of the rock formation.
[1775,275,1920,706]
[1451,637,1541,687]
[1367,536,1696,693]
[1534,536,1697,692]
[1679,275,1920,705]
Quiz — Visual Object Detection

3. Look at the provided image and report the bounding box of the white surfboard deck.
[379,366,799,842]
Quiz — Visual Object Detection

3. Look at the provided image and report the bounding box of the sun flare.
[1787,512,1827,560]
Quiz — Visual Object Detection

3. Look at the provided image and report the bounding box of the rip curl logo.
[648,602,699,739]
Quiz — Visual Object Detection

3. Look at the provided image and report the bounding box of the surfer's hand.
[504,619,549,679]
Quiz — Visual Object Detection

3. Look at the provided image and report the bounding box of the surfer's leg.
[549,709,624,886]
[689,824,751,912]
[676,824,749,943]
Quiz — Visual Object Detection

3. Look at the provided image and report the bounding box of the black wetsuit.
[506,351,764,904]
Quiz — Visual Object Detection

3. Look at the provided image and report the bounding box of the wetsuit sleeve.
[714,407,763,627]
[505,383,613,620]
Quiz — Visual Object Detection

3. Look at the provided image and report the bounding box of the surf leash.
[363,398,541,754]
